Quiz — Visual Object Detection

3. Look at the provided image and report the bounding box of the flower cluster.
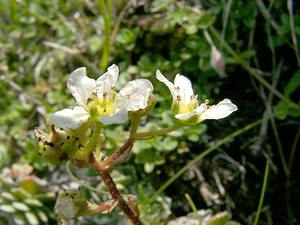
[35,64,238,224]
[50,65,237,130]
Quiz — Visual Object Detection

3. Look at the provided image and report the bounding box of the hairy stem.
[90,154,142,225]
[102,115,140,168]
[135,124,182,140]
[102,138,134,168]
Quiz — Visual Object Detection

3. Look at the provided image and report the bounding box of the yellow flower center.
[174,95,198,114]
[87,92,116,119]
[95,98,115,116]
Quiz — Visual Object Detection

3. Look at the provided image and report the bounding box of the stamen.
[103,92,107,114]
[87,97,92,104]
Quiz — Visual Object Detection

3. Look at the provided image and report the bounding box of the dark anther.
[59,152,69,161]
[67,136,70,140]
[45,141,55,147]
[87,97,92,104]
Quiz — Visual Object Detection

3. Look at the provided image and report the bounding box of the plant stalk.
[90,154,142,225]
[253,161,270,225]
[135,124,182,140]
[99,0,111,71]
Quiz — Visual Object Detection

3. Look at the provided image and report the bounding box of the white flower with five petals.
[156,70,237,125]
[51,65,153,130]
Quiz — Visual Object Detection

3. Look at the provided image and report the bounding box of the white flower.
[51,65,153,129]
[156,70,237,124]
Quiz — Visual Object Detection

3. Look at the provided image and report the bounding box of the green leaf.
[187,134,199,142]
[197,12,216,29]
[116,28,139,51]
[0,205,16,213]
[167,8,194,25]
[208,212,231,225]
[274,101,289,120]
[159,137,178,152]
[87,36,103,53]
[12,202,30,211]
[25,212,39,225]
[151,0,176,12]
[284,70,300,96]
[144,163,155,173]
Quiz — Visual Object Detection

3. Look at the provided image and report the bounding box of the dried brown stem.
[90,154,142,225]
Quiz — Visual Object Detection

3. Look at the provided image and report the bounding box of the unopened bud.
[55,190,88,220]
[34,127,82,165]
[210,46,226,78]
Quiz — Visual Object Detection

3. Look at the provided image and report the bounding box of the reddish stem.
[102,138,134,168]
[90,154,142,225]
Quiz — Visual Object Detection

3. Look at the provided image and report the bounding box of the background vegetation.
[0,0,300,224]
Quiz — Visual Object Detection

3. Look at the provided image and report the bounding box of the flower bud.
[34,127,82,165]
[55,190,88,220]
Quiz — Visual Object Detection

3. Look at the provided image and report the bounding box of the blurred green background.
[0,0,300,224]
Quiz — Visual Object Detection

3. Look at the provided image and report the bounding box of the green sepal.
[171,101,181,115]
[176,113,201,125]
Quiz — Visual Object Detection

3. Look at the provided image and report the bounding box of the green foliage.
[0,163,55,225]
[0,192,51,225]
[284,70,300,97]
[167,210,240,225]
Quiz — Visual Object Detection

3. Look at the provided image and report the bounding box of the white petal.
[156,70,176,101]
[175,111,197,120]
[67,67,96,107]
[117,79,153,111]
[195,103,208,114]
[50,106,89,130]
[200,99,237,120]
[96,64,119,98]
[174,74,194,105]
[99,108,128,125]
